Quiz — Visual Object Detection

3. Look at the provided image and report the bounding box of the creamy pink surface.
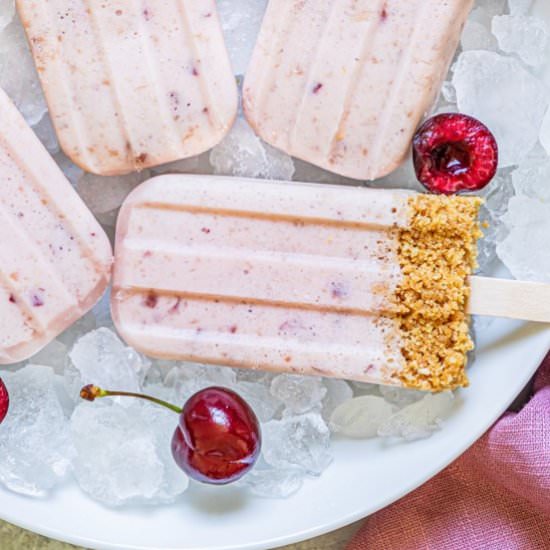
[0,88,112,364]
[16,0,238,176]
[112,175,412,384]
[243,0,474,180]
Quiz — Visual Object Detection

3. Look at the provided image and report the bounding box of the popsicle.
[16,0,238,176]
[112,174,484,391]
[243,0,475,180]
[0,88,112,364]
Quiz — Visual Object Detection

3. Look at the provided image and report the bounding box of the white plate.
[1,315,549,550]
[2,2,550,549]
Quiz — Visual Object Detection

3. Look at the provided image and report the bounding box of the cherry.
[412,113,498,194]
[172,387,261,485]
[80,384,261,485]
[0,378,8,424]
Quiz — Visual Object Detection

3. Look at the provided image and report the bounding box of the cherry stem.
[80,384,183,414]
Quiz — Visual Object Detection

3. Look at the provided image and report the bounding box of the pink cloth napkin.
[348,354,550,550]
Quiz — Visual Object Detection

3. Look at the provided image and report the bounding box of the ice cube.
[29,339,68,374]
[475,173,514,272]
[539,108,550,156]
[508,0,533,16]
[452,51,548,167]
[461,16,497,51]
[31,112,60,154]
[0,0,15,31]
[477,0,507,16]
[329,395,394,439]
[262,413,332,475]
[76,171,147,215]
[371,154,423,191]
[160,363,238,404]
[497,195,550,281]
[239,468,304,499]
[510,161,550,200]
[378,385,426,408]
[71,401,188,506]
[321,379,353,421]
[233,381,282,422]
[53,153,84,186]
[216,0,267,76]
[210,117,295,180]
[66,328,150,400]
[150,154,208,176]
[92,287,113,328]
[0,20,47,125]
[350,380,382,395]
[378,392,455,441]
[440,81,457,104]
[492,15,548,67]
[0,366,74,496]
[292,158,359,186]
[56,311,97,348]
[270,374,327,414]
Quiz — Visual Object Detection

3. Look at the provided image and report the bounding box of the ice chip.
[210,117,295,180]
[270,374,327,414]
[0,0,15,31]
[0,20,47,125]
[497,196,550,281]
[461,19,497,51]
[378,385,426,408]
[492,15,549,67]
[216,0,268,76]
[262,413,332,475]
[71,401,188,506]
[32,112,60,154]
[160,363,238,404]
[477,0,507,16]
[233,381,281,422]
[440,81,457,104]
[508,0,533,16]
[453,51,548,167]
[539,108,550,156]
[29,339,68,374]
[92,287,113,328]
[321,379,353,421]
[0,366,74,496]
[378,392,455,441]
[239,468,304,499]
[329,395,394,439]
[76,171,148,215]
[67,328,150,400]
[54,152,84,186]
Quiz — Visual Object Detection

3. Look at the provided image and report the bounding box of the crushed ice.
[0,0,549,503]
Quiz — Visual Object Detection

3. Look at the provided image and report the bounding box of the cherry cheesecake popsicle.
[16,0,238,176]
[0,89,112,364]
[112,175,482,392]
[243,0,475,180]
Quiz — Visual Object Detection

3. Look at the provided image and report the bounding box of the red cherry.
[172,387,261,484]
[412,113,498,194]
[80,384,261,485]
[0,378,9,424]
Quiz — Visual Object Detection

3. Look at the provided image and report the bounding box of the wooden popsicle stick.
[468,276,550,322]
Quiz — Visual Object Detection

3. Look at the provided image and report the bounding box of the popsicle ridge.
[393,195,483,391]
[17,0,238,175]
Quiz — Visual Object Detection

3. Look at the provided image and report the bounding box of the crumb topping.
[393,194,483,391]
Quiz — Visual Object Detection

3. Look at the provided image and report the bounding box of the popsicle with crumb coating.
[112,175,482,391]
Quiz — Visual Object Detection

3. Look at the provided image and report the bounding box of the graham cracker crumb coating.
[394,194,483,391]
